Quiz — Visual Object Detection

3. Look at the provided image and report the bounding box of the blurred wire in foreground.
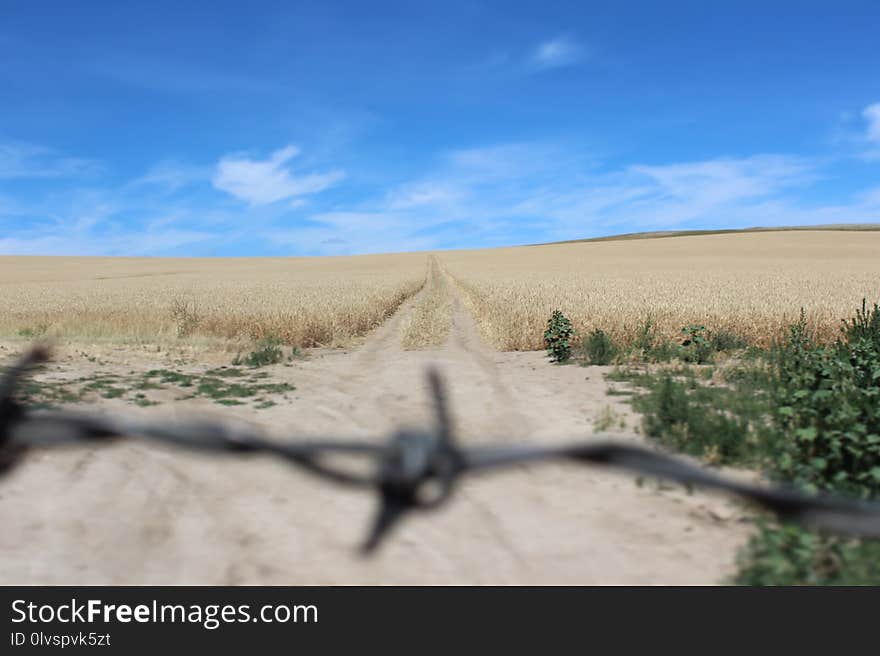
[3,346,880,553]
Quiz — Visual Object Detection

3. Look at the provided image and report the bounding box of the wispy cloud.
[629,156,815,207]
[0,139,345,255]
[473,35,587,77]
[2,133,878,257]
[212,145,344,205]
[288,143,850,254]
[0,142,99,179]
[529,35,584,70]
[128,161,210,191]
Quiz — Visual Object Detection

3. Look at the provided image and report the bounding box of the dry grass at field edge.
[441,230,880,350]
[0,253,430,349]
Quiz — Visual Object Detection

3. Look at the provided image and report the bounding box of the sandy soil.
[0,276,755,584]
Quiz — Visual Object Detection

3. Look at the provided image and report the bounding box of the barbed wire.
[3,345,880,553]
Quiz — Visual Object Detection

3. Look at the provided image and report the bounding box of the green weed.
[582,328,618,365]
[735,521,880,585]
[544,310,575,363]
[611,299,880,583]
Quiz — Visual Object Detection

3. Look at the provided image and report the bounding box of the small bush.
[710,329,749,352]
[583,329,618,365]
[241,337,285,367]
[613,300,880,584]
[233,337,300,368]
[842,298,880,351]
[631,367,771,466]
[735,521,880,585]
[680,324,713,364]
[543,310,575,363]
[770,305,880,498]
[641,374,689,437]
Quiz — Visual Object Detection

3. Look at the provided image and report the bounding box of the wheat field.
[1,230,878,351]
[0,253,427,347]
[441,230,880,349]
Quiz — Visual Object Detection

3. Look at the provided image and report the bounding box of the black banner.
[1,586,878,652]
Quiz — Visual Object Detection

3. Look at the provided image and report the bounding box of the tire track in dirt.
[339,256,533,441]
[288,255,532,441]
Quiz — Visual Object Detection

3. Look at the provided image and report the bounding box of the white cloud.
[3,132,878,257]
[530,36,583,70]
[212,145,344,205]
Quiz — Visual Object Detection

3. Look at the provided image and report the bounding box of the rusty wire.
[3,346,880,553]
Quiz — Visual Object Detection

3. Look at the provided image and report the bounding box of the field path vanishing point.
[0,256,754,585]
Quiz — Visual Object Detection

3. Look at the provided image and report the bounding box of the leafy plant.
[770,305,880,498]
[234,337,300,367]
[611,300,880,583]
[680,324,713,364]
[583,328,618,365]
[141,367,294,406]
[543,310,575,363]
[735,521,880,585]
[842,298,880,352]
[633,370,768,465]
[241,336,285,367]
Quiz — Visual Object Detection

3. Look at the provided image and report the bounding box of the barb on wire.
[3,346,880,554]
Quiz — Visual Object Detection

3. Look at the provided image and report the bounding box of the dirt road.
[0,268,754,584]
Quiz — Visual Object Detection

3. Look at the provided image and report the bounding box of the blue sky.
[1,0,879,256]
